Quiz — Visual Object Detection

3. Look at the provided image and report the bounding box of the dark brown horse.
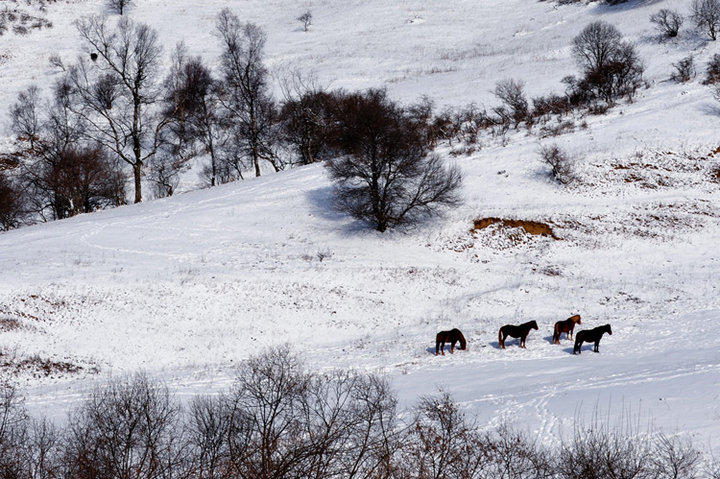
[552,314,582,344]
[435,328,467,355]
[498,320,538,349]
[573,324,612,354]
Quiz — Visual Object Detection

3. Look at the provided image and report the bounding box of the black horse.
[552,314,582,344]
[435,328,467,355]
[573,324,612,354]
[498,320,538,349]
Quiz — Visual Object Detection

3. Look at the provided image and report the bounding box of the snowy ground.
[1,0,720,452]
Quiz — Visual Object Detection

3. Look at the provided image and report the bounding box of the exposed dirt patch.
[473,218,558,239]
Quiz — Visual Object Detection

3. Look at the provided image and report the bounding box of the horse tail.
[552,323,560,343]
[498,327,503,347]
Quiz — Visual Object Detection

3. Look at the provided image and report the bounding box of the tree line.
[0,346,713,479]
[0,5,660,234]
[0,8,462,233]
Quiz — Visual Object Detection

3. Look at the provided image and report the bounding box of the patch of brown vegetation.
[0,351,85,378]
[0,318,23,332]
[473,218,558,239]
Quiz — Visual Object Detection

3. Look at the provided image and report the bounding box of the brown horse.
[498,320,538,349]
[552,314,582,344]
[435,328,467,355]
[573,324,612,354]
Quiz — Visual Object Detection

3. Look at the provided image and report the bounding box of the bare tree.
[107,0,134,15]
[64,374,184,479]
[71,15,167,203]
[216,9,280,178]
[297,11,312,32]
[326,89,462,232]
[278,72,337,166]
[572,21,644,104]
[650,9,684,38]
[494,79,529,127]
[692,0,720,40]
[185,394,235,479]
[226,345,310,478]
[9,81,124,221]
[0,172,23,230]
[399,391,491,479]
[163,44,227,187]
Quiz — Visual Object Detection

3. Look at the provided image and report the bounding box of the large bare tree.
[216,9,279,178]
[70,15,167,203]
[326,89,463,232]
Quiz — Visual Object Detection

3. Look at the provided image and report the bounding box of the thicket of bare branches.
[0,347,715,479]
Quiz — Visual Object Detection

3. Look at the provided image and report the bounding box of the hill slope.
[1,0,720,447]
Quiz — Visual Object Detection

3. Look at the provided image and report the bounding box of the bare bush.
[495,79,529,128]
[540,144,576,184]
[703,53,720,84]
[692,0,720,40]
[650,433,701,479]
[672,55,696,83]
[650,9,684,38]
[400,391,491,479]
[555,418,654,479]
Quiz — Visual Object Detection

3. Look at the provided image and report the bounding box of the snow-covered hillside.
[1,0,720,453]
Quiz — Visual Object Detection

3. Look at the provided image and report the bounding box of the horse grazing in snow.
[498,320,538,349]
[573,324,612,354]
[552,314,582,344]
[435,329,467,356]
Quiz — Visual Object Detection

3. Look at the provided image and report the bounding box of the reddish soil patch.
[473,218,558,239]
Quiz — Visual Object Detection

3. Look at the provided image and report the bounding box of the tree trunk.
[133,161,142,203]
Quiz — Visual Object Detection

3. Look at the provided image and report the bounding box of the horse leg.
[594,340,600,353]
[499,330,505,349]
[450,340,455,354]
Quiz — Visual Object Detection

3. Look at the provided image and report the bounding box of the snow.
[1,0,720,452]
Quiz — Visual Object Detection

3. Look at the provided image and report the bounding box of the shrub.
[704,53,720,83]
[495,79,529,127]
[672,55,696,83]
[540,144,576,184]
[650,9,684,38]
